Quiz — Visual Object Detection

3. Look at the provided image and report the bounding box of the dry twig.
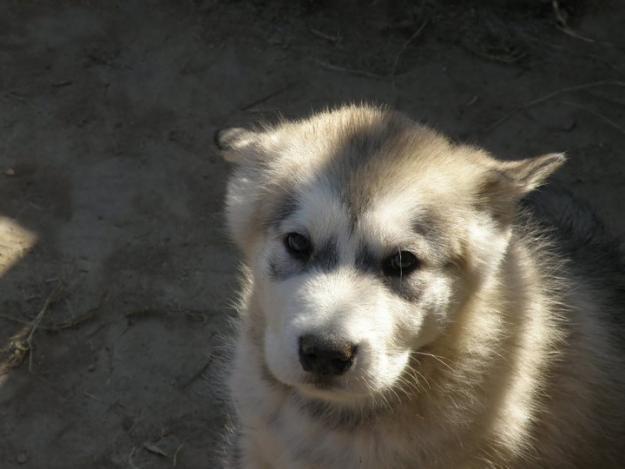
[128,447,141,469]
[0,291,104,331]
[172,443,184,467]
[314,59,385,80]
[0,284,107,375]
[310,28,341,44]
[562,101,625,137]
[144,442,168,458]
[487,80,625,132]
[552,0,598,44]
[26,283,63,371]
[239,82,296,111]
[390,18,429,78]
[178,352,214,390]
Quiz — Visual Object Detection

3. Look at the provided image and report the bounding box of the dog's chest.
[250,403,417,469]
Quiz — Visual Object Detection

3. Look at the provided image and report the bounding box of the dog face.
[220,106,563,405]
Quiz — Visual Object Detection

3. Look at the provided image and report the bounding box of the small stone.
[16,451,28,464]
[87,363,96,372]
[121,416,134,431]
[4,168,15,176]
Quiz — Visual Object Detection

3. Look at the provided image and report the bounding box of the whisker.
[412,351,454,372]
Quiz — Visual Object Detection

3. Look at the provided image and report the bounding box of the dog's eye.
[382,251,420,277]
[284,232,312,259]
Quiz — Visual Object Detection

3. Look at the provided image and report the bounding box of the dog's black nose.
[298,335,356,376]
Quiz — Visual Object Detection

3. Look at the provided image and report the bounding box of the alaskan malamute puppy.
[217,105,625,468]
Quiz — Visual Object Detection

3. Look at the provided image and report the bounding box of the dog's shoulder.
[521,184,625,336]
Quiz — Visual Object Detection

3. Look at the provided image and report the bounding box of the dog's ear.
[497,153,566,194]
[214,127,260,163]
[478,153,566,221]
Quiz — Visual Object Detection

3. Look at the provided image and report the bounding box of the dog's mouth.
[264,359,364,401]
[301,373,340,390]
[295,372,382,404]
[262,360,345,395]
[296,380,359,403]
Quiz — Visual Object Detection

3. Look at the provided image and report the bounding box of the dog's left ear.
[497,153,566,195]
[478,153,565,221]
[214,127,260,163]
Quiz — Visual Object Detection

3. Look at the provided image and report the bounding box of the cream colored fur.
[219,105,625,468]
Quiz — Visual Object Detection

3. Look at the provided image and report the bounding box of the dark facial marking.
[309,237,338,272]
[355,244,378,274]
[265,191,299,230]
[355,243,424,302]
[412,215,437,239]
[268,256,301,281]
[317,112,410,221]
[268,262,282,280]
[384,273,424,303]
[269,237,338,280]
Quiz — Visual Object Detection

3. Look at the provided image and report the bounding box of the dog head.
[219,105,564,405]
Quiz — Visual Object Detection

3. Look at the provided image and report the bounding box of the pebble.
[16,451,28,464]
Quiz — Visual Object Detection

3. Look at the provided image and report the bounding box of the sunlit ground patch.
[0,216,38,276]
[0,217,38,383]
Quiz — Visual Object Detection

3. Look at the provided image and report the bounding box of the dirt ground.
[0,0,624,467]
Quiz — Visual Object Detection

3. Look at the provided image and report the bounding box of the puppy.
[217,105,625,468]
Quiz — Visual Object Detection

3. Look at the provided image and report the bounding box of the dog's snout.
[298,334,357,376]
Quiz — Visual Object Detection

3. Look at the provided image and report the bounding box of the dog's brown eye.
[383,251,420,277]
[284,232,312,259]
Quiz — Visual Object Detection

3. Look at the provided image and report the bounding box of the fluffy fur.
[217,105,625,468]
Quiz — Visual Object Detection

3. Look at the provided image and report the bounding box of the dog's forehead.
[288,177,427,245]
[266,107,480,243]
[294,182,352,239]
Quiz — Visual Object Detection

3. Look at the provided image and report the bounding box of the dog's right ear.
[214,127,260,163]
